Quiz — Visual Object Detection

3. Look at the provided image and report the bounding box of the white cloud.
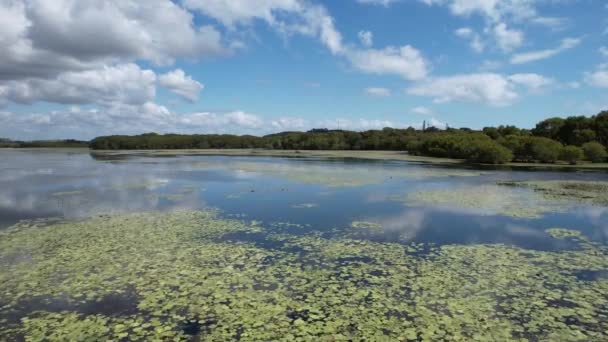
[0,0,230,82]
[531,17,568,30]
[492,23,523,52]
[407,72,555,105]
[454,27,484,53]
[2,106,429,140]
[346,45,429,80]
[508,73,554,91]
[158,69,204,102]
[407,73,518,106]
[0,63,156,106]
[179,111,264,129]
[600,47,608,57]
[585,64,608,88]
[511,37,581,64]
[421,0,536,22]
[186,0,427,80]
[356,0,400,6]
[183,0,301,27]
[364,87,392,97]
[411,106,434,115]
[358,30,374,47]
[0,105,270,140]
[271,117,309,131]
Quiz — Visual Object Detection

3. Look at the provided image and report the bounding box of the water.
[2,149,607,249]
[1,149,608,340]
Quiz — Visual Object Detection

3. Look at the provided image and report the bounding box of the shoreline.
[91,149,608,170]
[4,148,608,170]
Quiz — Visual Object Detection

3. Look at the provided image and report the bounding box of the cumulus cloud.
[0,63,156,106]
[421,1,578,54]
[585,64,608,88]
[0,105,429,140]
[346,45,428,80]
[364,87,392,97]
[508,73,554,91]
[0,0,230,82]
[492,23,523,52]
[407,72,554,105]
[420,0,536,22]
[185,0,428,80]
[407,73,518,106]
[158,69,204,102]
[511,37,581,64]
[0,105,268,140]
[411,106,434,115]
[271,117,309,131]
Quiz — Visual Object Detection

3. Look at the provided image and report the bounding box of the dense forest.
[89,111,608,164]
[0,139,89,148]
[6,111,608,165]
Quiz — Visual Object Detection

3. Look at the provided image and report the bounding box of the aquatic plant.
[499,180,608,206]
[545,228,587,240]
[189,160,487,188]
[405,185,566,218]
[1,211,607,341]
[350,221,383,231]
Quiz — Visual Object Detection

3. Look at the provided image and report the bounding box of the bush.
[582,142,608,163]
[505,136,563,163]
[416,132,513,164]
[467,142,513,164]
[530,138,562,163]
[559,145,584,165]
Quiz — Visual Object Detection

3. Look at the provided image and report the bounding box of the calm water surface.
[1,149,608,340]
[2,149,607,249]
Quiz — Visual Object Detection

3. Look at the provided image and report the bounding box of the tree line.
[6,111,608,165]
[0,138,89,148]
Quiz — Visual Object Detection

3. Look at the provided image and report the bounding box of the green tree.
[559,145,584,165]
[532,117,564,140]
[582,142,608,163]
[467,142,513,164]
[531,138,562,163]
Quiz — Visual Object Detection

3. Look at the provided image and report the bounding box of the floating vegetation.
[545,228,587,240]
[1,211,608,341]
[350,221,383,231]
[499,180,608,206]
[189,160,488,188]
[290,203,319,209]
[405,185,568,218]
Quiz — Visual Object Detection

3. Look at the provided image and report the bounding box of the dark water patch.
[336,256,373,264]
[574,270,608,281]
[6,290,139,322]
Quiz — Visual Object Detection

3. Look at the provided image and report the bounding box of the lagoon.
[1,149,608,341]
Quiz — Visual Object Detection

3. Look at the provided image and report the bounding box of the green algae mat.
[404,181,608,219]
[1,210,607,341]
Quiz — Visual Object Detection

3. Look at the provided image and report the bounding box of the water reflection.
[1,149,607,251]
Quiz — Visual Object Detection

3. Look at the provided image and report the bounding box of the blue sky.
[1,0,607,140]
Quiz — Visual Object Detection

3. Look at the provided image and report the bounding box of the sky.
[0,0,607,140]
